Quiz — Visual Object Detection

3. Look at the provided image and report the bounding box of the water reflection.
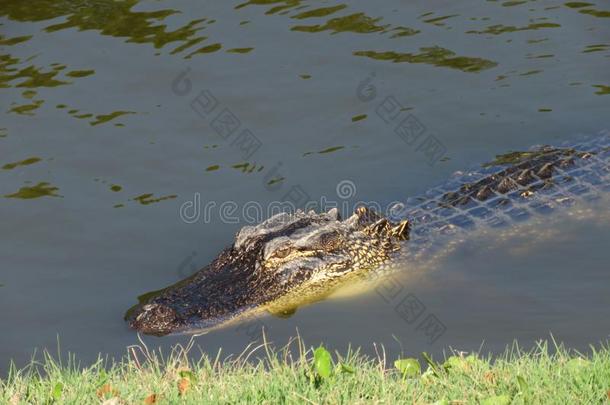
[65,69,95,78]
[232,162,264,173]
[291,13,387,34]
[564,2,610,18]
[9,90,45,116]
[2,157,42,170]
[1,53,70,89]
[226,47,254,54]
[55,104,136,126]
[291,5,347,20]
[8,99,44,116]
[4,182,60,199]
[354,47,498,73]
[236,2,422,39]
[185,43,222,59]
[132,193,177,206]
[0,33,31,46]
[593,85,610,95]
[466,22,561,35]
[0,0,210,57]
[583,44,609,53]
[420,13,459,27]
[235,0,304,15]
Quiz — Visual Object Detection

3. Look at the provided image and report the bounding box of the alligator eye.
[274,246,292,259]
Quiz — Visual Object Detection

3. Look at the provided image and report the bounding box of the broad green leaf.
[444,354,485,372]
[443,356,463,371]
[51,382,63,401]
[313,346,333,379]
[394,358,421,378]
[465,354,485,366]
[431,400,450,405]
[480,394,511,405]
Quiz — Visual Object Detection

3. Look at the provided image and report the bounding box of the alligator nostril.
[130,303,179,336]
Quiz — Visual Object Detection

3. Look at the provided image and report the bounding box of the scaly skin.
[126,135,610,336]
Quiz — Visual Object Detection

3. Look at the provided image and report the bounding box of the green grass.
[2,336,610,404]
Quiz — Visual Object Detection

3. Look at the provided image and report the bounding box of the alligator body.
[127,134,610,336]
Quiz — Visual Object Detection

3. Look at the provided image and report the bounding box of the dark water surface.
[1,0,609,371]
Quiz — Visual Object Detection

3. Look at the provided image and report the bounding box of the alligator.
[126,134,610,336]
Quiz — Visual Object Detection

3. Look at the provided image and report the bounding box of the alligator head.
[126,206,409,336]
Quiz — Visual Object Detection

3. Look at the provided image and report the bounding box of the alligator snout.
[128,303,180,336]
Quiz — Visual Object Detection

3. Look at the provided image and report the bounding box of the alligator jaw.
[126,248,280,336]
[128,303,182,336]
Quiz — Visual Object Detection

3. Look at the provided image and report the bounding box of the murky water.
[1,0,609,372]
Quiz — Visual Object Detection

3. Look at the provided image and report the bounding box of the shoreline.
[2,336,609,404]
